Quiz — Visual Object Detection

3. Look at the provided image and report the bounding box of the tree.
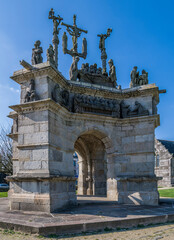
[0,127,13,175]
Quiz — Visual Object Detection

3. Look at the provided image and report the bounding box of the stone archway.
[74,129,113,198]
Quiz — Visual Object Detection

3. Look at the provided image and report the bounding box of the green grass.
[158,188,174,198]
[0,192,8,198]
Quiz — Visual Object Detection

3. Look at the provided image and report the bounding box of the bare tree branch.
[0,126,13,175]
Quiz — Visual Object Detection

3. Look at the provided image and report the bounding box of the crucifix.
[97,28,112,74]
[61,14,88,59]
[48,8,63,69]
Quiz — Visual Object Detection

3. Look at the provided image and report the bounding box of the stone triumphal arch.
[7,9,164,212]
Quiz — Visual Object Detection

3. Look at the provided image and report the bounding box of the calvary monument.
[7,8,164,212]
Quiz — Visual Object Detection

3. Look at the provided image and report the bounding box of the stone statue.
[24,79,38,102]
[84,63,89,73]
[62,32,68,54]
[48,8,63,69]
[52,84,60,102]
[139,69,148,85]
[31,40,43,65]
[93,63,97,73]
[81,63,85,72]
[89,65,95,74]
[108,59,117,88]
[120,101,130,118]
[96,68,101,74]
[60,90,69,107]
[82,38,87,58]
[69,56,80,81]
[61,15,88,59]
[47,44,55,65]
[129,101,149,116]
[97,28,112,73]
[130,66,139,88]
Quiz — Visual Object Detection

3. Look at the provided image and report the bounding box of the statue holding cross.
[48,8,63,69]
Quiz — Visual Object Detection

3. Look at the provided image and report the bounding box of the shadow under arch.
[74,128,113,197]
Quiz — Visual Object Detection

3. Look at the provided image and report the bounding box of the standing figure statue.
[62,32,68,54]
[47,44,55,65]
[130,66,139,88]
[139,69,148,85]
[97,28,112,74]
[69,56,80,81]
[108,59,117,88]
[82,38,87,59]
[31,40,43,65]
[48,8,63,69]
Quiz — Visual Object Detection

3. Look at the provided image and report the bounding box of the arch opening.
[74,130,110,197]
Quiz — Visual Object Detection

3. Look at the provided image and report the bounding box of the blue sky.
[0,0,173,140]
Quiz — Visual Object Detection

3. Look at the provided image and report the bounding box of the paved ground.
[1,197,174,236]
[0,223,174,239]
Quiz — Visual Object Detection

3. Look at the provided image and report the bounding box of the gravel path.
[0,223,174,240]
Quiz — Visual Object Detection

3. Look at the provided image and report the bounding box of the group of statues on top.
[130,66,148,88]
[69,57,117,88]
[30,9,149,90]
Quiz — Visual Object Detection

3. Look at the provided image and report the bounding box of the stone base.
[7,175,77,213]
[118,191,159,205]
[108,176,160,205]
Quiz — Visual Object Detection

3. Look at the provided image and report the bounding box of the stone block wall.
[155,139,173,187]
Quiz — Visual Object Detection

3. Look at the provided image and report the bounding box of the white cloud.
[0,84,20,94]
[9,87,20,93]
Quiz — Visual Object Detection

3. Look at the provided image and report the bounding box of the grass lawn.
[0,192,8,198]
[158,188,174,198]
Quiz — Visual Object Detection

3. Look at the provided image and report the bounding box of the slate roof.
[158,139,174,155]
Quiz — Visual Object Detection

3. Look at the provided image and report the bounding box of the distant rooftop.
[158,139,174,155]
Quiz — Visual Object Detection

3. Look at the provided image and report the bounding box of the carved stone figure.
[62,32,68,54]
[81,63,85,72]
[108,59,117,88]
[48,8,63,69]
[73,93,120,118]
[96,67,102,74]
[31,40,43,65]
[82,38,87,58]
[60,90,69,107]
[130,67,148,88]
[120,101,130,118]
[69,56,80,81]
[130,66,139,88]
[89,65,95,74]
[52,84,61,102]
[47,44,55,65]
[61,15,88,59]
[139,70,148,85]
[24,79,38,103]
[129,101,149,116]
[97,28,112,73]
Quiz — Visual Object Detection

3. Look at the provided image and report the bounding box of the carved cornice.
[6,174,76,182]
[116,175,162,182]
[10,62,161,101]
[9,98,160,127]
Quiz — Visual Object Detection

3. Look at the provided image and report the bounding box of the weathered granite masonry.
[155,139,174,187]
[6,61,164,212]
